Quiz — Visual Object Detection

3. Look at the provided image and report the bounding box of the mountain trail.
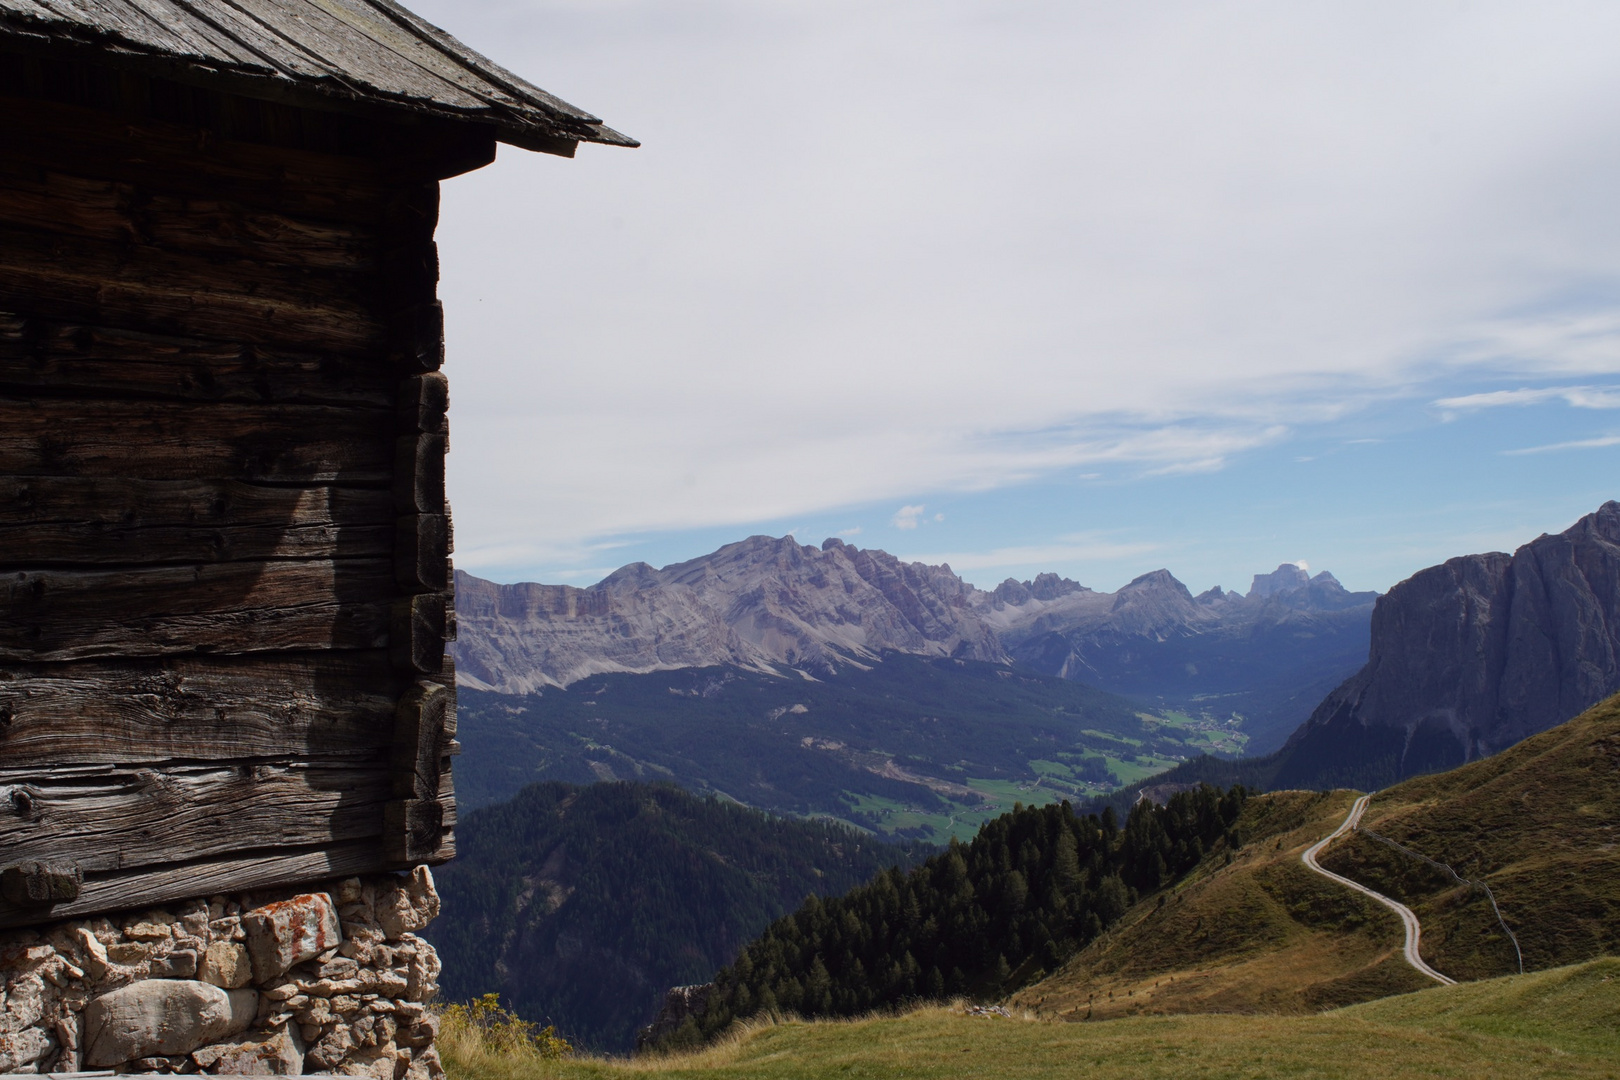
[1301,794,1456,986]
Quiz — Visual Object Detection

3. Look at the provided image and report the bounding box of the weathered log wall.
[0,52,469,929]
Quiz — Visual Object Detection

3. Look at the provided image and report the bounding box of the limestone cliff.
[1275,501,1620,788]
[452,535,1005,693]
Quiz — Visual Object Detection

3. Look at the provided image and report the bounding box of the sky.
[411,0,1620,596]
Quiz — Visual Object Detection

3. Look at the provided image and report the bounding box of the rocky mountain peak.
[1248,563,1311,598]
[990,572,1089,607]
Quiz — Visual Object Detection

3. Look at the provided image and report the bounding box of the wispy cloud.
[892,504,926,529]
[1434,385,1620,414]
[1503,435,1620,455]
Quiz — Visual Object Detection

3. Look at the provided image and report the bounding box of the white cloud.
[1434,385,1620,412]
[1503,435,1620,455]
[892,504,926,530]
[405,0,1620,576]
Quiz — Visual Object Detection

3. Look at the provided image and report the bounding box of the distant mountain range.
[1142,501,1620,793]
[453,539,1377,753]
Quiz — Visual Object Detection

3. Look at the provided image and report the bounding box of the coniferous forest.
[650,784,1248,1051]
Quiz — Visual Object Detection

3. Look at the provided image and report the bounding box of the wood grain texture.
[393,433,446,513]
[0,397,393,482]
[395,514,449,591]
[390,681,450,801]
[0,652,399,766]
[0,221,385,352]
[0,758,391,875]
[0,839,390,929]
[0,316,395,407]
[0,167,382,270]
[390,593,447,674]
[0,477,393,565]
[0,559,393,662]
[397,372,448,433]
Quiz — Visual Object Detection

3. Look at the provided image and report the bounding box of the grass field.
[441,957,1620,1080]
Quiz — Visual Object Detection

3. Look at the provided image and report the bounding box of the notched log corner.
[1,860,82,906]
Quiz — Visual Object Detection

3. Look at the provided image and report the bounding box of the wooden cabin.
[0,0,633,930]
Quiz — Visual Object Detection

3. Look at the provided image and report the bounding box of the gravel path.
[1301,794,1456,986]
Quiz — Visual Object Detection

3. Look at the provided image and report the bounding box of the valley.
[453,654,1245,843]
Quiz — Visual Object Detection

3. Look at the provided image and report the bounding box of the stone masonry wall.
[0,868,444,1077]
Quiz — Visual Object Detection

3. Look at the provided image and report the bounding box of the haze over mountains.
[453,537,1376,752]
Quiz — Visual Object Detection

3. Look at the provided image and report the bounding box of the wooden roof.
[0,0,636,155]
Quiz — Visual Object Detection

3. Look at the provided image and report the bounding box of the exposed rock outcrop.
[452,539,1376,753]
[1275,502,1620,788]
[453,535,1007,692]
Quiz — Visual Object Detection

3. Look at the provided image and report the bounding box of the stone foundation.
[0,868,444,1078]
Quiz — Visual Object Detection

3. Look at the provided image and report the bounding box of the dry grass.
[443,958,1620,1080]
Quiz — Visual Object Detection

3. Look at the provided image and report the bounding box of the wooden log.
[0,477,393,565]
[397,372,449,434]
[393,433,447,514]
[0,222,384,354]
[0,398,393,483]
[390,593,446,674]
[0,316,395,407]
[379,241,438,307]
[0,651,399,767]
[390,682,451,802]
[0,167,380,271]
[0,758,391,877]
[382,799,443,867]
[0,94,434,224]
[0,559,393,662]
[0,839,390,930]
[395,514,450,591]
[387,302,444,373]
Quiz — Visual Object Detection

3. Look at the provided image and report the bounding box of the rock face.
[453,535,1007,693]
[454,538,1375,753]
[1275,502,1620,789]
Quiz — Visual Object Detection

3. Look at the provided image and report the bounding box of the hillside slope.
[444,959,1620,1080]
[1013,691,1620,1018]
[423,781,920,1053]
[1315,689,1620,979]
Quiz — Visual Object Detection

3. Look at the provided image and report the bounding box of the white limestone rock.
[83,980,257,1066]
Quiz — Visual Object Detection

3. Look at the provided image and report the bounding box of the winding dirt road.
[1301,794,1456,986]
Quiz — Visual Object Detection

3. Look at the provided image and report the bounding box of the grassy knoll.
[1016,693,1620,1016]
[1315,692,1620,980]
[1009,788,1434,1019]
[442,957,1620,1080]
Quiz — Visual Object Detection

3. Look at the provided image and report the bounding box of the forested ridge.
[424,781,923,1052]
[652,784,1247,1050]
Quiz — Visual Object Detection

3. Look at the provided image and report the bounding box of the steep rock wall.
[1276,502,1620,788]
